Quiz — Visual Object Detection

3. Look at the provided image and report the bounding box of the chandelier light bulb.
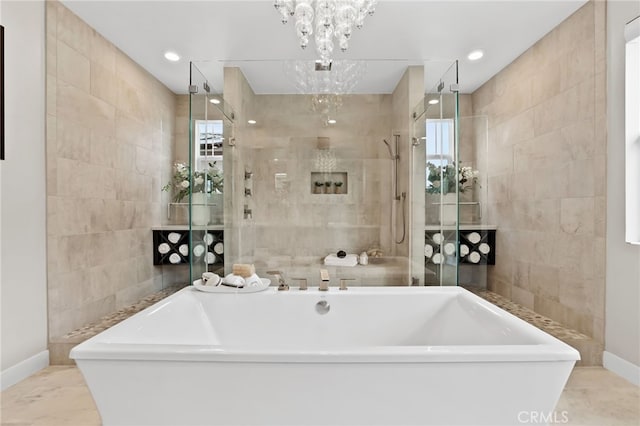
[275,0,377,63]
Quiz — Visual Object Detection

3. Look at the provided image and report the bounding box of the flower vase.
[191,192,210,226]
[210,192,224,225]
[440,192,458,225]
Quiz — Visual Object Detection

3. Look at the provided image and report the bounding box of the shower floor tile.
[465,286,603,366]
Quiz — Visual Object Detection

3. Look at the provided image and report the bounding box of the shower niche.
[310,172,348,194]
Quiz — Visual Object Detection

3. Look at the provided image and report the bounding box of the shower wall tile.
[46,1,176,341]
[475,0,606,349]
[227,91,394,270]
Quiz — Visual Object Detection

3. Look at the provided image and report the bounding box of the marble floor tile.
[1,366,637,426]
[558,367,640,425]
[1,367,100,426]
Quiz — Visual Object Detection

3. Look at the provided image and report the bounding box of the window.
[426,119,455,166]
[195,120,223,172]
[426,119,455,191]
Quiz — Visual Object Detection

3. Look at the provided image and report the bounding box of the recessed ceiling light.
[209,98,221,105]
[247,120,257,124]
[327,119,337,124]
[428,99,439,105]
[467,50,484,61]
[164,51,180,62]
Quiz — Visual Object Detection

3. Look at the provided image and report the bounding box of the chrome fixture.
[268,270,289,291]
[292,278,308,290]
[383,135,406,244]
[274,0,377,66]
[319,268,330,291]
[339,278,354,290]
[315,300,330,314]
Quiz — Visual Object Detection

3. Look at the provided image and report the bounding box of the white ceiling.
[62,0,588,95]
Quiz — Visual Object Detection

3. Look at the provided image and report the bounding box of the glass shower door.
[412,61,460,286]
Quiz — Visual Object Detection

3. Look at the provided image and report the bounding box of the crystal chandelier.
[284,60,366,124]
[274,0,378,66]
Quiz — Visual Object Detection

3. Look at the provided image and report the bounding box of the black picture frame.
[1,25,4,160]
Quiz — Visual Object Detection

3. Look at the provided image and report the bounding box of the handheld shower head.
[383,139,397,159]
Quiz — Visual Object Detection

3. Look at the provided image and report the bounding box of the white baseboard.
[0,350,49,391]
[603,351,640,386]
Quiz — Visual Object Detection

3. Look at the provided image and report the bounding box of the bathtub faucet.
[267,270,289,291]
[319,269,330,291]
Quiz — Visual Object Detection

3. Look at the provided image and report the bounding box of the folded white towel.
[324,253,358,267]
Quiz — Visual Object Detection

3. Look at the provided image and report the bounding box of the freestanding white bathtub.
[71,286,579,426]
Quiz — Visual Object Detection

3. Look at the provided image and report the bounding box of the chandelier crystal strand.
[275,0,377,65]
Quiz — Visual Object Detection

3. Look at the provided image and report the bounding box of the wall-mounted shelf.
[153,228,224,267]
[424,228,496,266]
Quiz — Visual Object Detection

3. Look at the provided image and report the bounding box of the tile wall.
[45,1,176,340]
[241,94,392,260]
[473,0,606,349]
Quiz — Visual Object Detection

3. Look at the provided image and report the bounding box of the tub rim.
[70,286,580,364]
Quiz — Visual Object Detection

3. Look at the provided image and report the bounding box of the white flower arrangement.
[162,162,223,202]
[427,162,479,194]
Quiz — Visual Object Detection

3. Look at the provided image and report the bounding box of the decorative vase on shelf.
[440,192,458,225]
[191,192,210,226]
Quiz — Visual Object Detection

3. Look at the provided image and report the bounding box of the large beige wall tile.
[46,1,176,338]
[90,63,118,106]
[56,2,92,57]
[476,0,605,345]
[89,32,116,73]
[57,41,90,92]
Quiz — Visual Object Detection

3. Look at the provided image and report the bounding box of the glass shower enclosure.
[186,60,482,288]
[412,61,460,286]
[412,60,491,288]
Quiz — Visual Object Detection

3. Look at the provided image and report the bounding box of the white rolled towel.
[424,244,433,258]
[467,232,481,244]
[444,242,456,255]
[324,254,358,267]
